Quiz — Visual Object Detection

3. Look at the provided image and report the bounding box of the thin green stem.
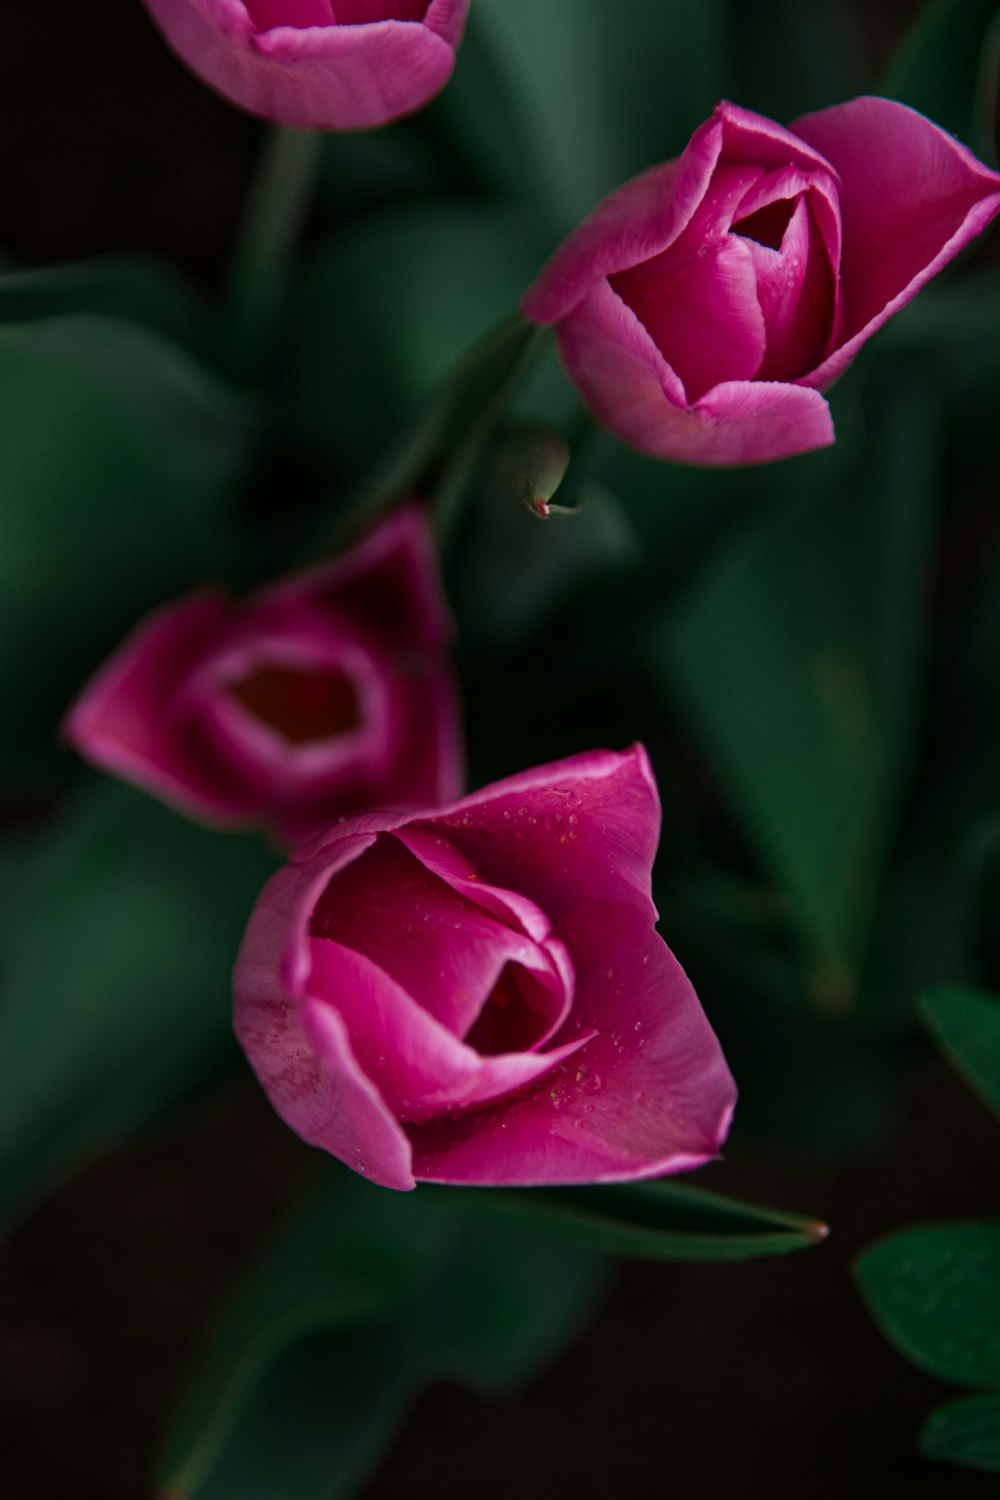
[224,125,323,384]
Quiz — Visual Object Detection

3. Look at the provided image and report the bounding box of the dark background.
[2,2,999,1497]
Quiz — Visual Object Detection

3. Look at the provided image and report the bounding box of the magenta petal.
[310,834,567,1038]
[246,0,334,26]
[612,234,766,402]
[692,379,835,464]
[260,504,452,654]
[62,589,258,823]
[410,903,736,1186]
[415,745,662,925]
[233,853,414,1190]
[306,938,586,1121]
[521,131,723,325]
[142,0,467,129]
[793,96,1000,386]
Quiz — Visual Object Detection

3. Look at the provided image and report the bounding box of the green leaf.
[0,784,277,1227]
[0,315,251,785]
[921,985,1000,1121]
[921,1391,1000,1472]
[161,1168,604,1500]
[455,1178,828,1262]
[650,385,941,996]
[882,0,1000,150]
[458,0,732,229]
[0,256,209,352]
[857,1221,1000,1389]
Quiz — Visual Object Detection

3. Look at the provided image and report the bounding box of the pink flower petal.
[62,589,258,824]
[612,233,766,402]
[310,833,570,1040]
[409,903,736,1186]
[413,745,662,924]
[793,96,1000,387]
[306,938,588,1121]
[234,849,415,1190]
[142,0,468,129]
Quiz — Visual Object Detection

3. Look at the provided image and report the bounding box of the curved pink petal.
[233,848,415,1190]
[409,903,736,1186]
[306,938,588,1122]
[61,589,259,824]
[413,744,662,925]
[555,279,834,466]
[260,504,453,654]
[793,96,1000,387]
[612,234,765,402]
[142,0,467,129]
[692,378,835,464]
[310,833,570,1039]
[736,194,836,380]
[522,99,838,329]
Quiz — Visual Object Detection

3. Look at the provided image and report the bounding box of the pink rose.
[63,507,462,846]
[233,746,736,1189]
[141,0,470,130]
[522,97,1000,467]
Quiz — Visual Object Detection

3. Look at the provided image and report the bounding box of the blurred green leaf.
[0,784,277,1227]
[0,315,251,785]
[457,0,732,229]
[922,985,1000,1120]
[921,1392,1000,1471]
[278,201,550,486]
[857,1222,1000,1389]
[882,0,1000,150]
[650,388,941,996]
[0,256,208,353]
[162,1168,604,1500]
[458,1177,828,1262]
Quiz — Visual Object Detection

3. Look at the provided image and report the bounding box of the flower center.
[230,664,361,745]
[731,197,795,251]
[464,963,561,1056]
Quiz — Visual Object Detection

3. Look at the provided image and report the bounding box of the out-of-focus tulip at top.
[141,0,471,130]
[523,97,1000,467]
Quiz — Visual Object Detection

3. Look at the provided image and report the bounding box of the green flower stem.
[223,125,323,385]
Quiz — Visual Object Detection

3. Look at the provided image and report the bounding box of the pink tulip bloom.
[63,507,463,846]
[233,745,737,1189]
[522,97,1000,467]
[141,0,471,130]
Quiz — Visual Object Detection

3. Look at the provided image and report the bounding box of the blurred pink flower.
[523,97,1000,467]
[141,0,470,129]
[233,745,737,1189]
[63,506,463,846]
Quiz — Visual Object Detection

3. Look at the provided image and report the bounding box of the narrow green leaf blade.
[857,1222,1000,1389]
[455,1178,829,1262]
[921,1391,1000,1472]
[921,985,1000,1121]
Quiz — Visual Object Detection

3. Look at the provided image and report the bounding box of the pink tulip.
[141,0,471,130]
[233,745,736,1189]
[522,98,1000,467]
[63,507,463,846]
